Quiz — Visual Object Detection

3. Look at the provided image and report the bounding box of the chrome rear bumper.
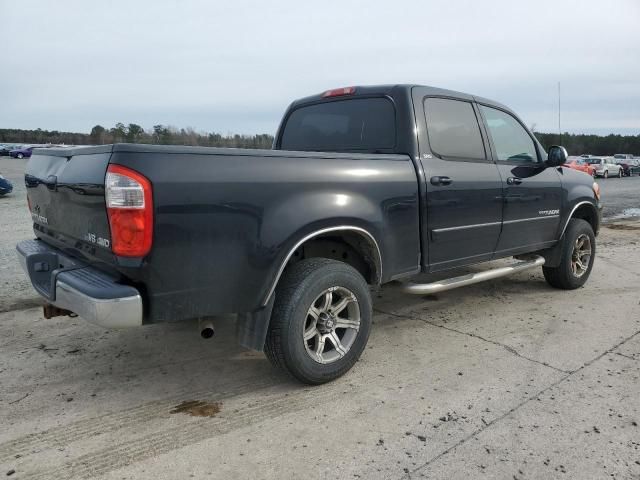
[16,239,143,328]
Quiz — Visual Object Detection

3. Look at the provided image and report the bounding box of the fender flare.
[262,225,383,307]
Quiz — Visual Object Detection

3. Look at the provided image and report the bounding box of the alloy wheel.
[571,234,592,278]
[303,286,360,364]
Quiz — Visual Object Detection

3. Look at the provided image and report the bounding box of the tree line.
[534,132,639,156]
[0,124,275,149]
[1,124,638,155]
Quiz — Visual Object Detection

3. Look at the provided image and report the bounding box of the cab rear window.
[279,97,396,152]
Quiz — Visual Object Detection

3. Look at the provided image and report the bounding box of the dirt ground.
[1,155,639,479]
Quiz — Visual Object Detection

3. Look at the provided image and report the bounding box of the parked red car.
[564,157,596,177]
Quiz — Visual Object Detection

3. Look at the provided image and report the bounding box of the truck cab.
[275,85,599,273]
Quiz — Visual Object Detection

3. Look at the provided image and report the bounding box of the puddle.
[170,400,222,417]
[610,208,640,219]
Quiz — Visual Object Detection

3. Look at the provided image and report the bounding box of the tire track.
[14,380,353,480]
[0,374,283,464]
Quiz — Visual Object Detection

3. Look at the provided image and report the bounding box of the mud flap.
[531,240,563,268]
[235,295,275,352]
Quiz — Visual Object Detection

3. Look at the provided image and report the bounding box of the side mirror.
[546,145,568,167]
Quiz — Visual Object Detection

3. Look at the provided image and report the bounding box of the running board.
[403,255,545,295]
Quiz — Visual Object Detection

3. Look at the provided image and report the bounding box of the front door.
[478,104,562,255]
[419,96,504,272]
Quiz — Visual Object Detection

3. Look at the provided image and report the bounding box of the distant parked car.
[9,146,34,159]
[615,158,640,177]
[614,154,634,160]
[564,157,596,177]
[0,145,13,156]
[586,157,622,178]
[0,173,13,196]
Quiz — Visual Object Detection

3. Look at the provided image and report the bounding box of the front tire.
[603,170,608,179]
[265,258,372,384]
[16,153,24,159]
[543,219,595,290]
[618,168,623,178]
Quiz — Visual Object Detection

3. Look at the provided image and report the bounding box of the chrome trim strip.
[262,226,383,307]
[559,201,596,239]
[503,215,560,225]
[55,281,143,328]
[403,255,545,295]
[432,221,501,234]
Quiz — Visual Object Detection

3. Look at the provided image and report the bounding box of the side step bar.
[403,255,545,295]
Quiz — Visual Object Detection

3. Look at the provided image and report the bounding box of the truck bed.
[25,144,420,323]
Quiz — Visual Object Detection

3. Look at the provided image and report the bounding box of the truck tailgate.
[25,146,114,262]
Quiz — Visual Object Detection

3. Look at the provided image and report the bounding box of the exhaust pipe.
[199,318,215,339]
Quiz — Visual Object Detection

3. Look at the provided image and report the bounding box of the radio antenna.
[558,82,562,144]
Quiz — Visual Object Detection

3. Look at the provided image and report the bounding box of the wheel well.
[286,231,381,285]
[572,203,599,234]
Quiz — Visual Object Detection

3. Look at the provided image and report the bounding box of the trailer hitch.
[43,303,76,319]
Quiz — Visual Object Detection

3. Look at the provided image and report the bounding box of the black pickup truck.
[17,84,601,384]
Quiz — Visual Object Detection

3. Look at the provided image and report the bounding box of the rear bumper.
[16,239,143,328]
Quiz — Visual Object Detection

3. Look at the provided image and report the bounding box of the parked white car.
[586,157,623,178]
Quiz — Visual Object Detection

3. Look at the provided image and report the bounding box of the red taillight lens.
[105,164,153,257]
[321,86,356,98]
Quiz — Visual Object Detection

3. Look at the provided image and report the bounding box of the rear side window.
[423,98,486,160]
[479,105,538,163]
[279,98,396,152]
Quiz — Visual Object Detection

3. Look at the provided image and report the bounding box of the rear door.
[414,92,504,272]
[25,147,114,263]
[477,104,562,255]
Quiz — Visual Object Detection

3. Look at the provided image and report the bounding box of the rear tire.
[543,219,595,290]
[264,258,372,384]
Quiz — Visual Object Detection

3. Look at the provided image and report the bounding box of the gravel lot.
[1,155,639,479]
[0,157,36,313]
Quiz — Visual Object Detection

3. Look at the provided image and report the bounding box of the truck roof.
[290,84,511,112]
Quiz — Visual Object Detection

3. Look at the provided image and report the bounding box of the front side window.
[423,98,485,160]
[480,105,538,163]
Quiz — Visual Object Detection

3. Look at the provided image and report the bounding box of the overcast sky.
[1,0,639,135]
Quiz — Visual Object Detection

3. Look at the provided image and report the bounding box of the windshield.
[279,97,396,152]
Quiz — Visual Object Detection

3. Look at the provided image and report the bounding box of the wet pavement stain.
[605,223,640,231]
[170,400,222,417]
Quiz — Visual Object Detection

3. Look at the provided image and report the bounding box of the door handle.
[430,176,452,186]
[506,177,522,185]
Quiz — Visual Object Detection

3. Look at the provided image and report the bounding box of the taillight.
[105,164,153,257]
[321,86,356,98]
